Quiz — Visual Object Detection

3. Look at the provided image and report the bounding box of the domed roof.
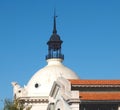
[26,14,79,97]
[27,59,79,96]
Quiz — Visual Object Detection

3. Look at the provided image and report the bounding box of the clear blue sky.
[0,0,120,108]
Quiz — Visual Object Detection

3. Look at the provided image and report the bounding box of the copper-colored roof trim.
[69,79,120,85]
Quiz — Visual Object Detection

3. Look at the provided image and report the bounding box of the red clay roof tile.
[80,92,120,100]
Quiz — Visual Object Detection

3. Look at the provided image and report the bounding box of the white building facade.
[12,15,120,110]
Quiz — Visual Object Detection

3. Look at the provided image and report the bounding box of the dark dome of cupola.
[49,33,61,41]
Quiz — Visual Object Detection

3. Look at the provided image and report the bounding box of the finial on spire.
[53,9,57,34]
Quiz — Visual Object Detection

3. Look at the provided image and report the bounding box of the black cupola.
[46,14,64,60]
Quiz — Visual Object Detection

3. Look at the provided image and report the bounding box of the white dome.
[27,58,79,96]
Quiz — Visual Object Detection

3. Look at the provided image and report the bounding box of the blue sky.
[0,0,120,108]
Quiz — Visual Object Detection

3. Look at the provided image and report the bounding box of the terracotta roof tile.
[69,79,120,85]
[80,92,120,100]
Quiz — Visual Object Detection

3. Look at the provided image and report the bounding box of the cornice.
[72,84,120,88]
[18,96,49,103]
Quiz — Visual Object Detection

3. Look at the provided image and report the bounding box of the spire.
[53,10,57,34]
[46,11,64,60]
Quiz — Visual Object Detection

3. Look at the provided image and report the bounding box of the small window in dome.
[18,90,21,93]
[35,83,39,88]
